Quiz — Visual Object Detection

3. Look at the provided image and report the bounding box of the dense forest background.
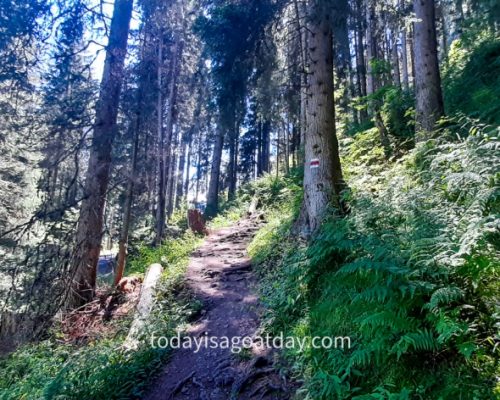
[0,0,498,398]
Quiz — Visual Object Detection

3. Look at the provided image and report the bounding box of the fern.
[391,329,439,359]
[425,286,464,313]
[251,114,499,399]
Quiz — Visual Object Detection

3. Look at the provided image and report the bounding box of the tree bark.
[175,135,187,208]
[227,119,238,201]
[408,23,416,86]
[333,0,350,81]
[401,28,409,90]
[332,0,351,119]
[115,110,140,286]
[256,119,263,176]
[166,127,179,219]
[365,0,377,95]
[205,124,224,217]
[301,1,345,234]
[163,38,183,222]
[293,0,307,162]
[284,118,290,174]
[183,134,192,204]
[183,94,202,204]
[355,0,368,121]
[194,132,203,205]
[413,0,444,136]
[154,37,166,245]
[261,119,270,174]
[391,29,401,87]
[67,0,133,308]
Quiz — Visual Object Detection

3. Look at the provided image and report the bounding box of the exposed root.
[223,260,252,275]
[230,367,275,399]
[170,371,195,399]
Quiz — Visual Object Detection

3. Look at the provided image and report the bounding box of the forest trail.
[144,217,290,400]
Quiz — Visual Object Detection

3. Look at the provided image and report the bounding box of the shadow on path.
[143,218,291,400]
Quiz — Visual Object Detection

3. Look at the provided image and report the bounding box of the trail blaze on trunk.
[301,1,344,234]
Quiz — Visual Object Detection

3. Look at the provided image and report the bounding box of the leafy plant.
[444,36,500,124]
[0,233,202,399]
[251,116,500,399]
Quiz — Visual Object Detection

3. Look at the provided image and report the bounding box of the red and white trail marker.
[310,158,320,169]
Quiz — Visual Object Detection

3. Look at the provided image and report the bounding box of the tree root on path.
[223,260,252,275]
[230,366,275,399]
[170,371,195,399]
[249,379,284,400]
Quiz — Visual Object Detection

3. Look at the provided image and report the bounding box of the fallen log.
[123,263,163,350]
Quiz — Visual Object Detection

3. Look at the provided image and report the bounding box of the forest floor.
[143,217,292,400]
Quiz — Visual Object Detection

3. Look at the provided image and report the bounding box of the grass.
[0,232,202,400]
[208,205,246,229]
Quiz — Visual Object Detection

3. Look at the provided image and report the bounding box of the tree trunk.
[291,124,299,168]
[154,38,165,245]
[284,118,290,174]
[183,95,202,204]
[366,0,377,95]
[205,125,224,217]
[163,38,183,221]
[293,0,307,162]
[227,121,237,201]
[261,119,270,173]
[256,119,263,176]
[450,0,464,42]
[408,23,416,86]
[166,127,179,219]
[302,2,345,234]
[195,132,203,205]
[175,134,187,208]
[401,28,409,90]
[115,109,140,286]
[440,10,448,60]
[183,135,192,204]
[333,0,351,119]
[276,123,281,177]
[67,0,133,308]
[333,0,350,81]
[413,0,444,136]
[355,0,368,121]
[391,29,401,87]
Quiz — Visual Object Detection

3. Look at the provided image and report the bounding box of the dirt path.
[143,218,290,400]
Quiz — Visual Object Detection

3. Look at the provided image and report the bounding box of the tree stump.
[188,209,208,235]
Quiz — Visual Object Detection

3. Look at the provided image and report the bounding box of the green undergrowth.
[209,171,303,229]
[208,204,246,229]
[0,233,202,400]
[250,118,499,399]
[127,230,200,276]
[444,33,500,124]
